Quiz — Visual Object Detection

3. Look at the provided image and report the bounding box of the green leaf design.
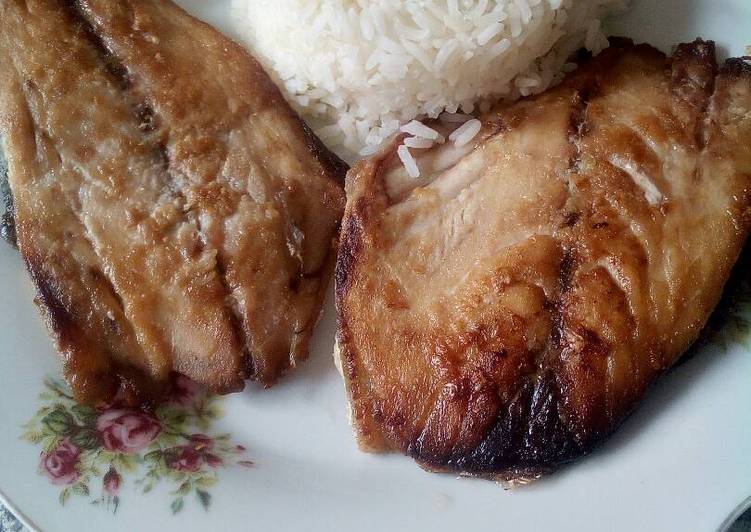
[196,489,211,511]
[71,404,98,426]
[151,459,170,476]
[41,408,76,436]
[144,450,163,464]
[59,488,71,506]
[176,480,192,496]
[70,429,101,450]
[41,435,61,454]
[21,430,45,444]
[112,453,140,473]
[194,475,218,489]
[156,433,180,448]
[158,407,188,433]
[71,483,90,496]
[43,378,75,402]
[171,497,184,515]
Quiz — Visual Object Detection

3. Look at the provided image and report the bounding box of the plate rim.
[718,496,751,532]
[0,484,41,532]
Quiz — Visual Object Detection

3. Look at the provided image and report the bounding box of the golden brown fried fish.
[336,40,751,480]
[0,0,346,404]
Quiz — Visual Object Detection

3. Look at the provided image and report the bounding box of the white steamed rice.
[229,0,625,159]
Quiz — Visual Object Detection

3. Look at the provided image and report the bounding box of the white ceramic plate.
[1,1,750,531]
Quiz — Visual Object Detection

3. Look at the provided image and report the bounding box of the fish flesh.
[0,0,346,404]
[0,0,347,404]
[335,39,751,480]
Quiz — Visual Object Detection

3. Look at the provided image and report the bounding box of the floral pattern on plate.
[22,375,253,514]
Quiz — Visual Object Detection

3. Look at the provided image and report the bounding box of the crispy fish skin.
[0,0,345,404]
[335,40,751,479]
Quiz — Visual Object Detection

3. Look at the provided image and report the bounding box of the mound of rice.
[229,0,625,159]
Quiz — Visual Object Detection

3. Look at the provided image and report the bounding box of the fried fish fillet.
[336,40,751,480]
[0,0,346,404]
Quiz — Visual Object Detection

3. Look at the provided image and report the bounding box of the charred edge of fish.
[672,39,717,75]
[111,364,169,409]
[722,56,751,79]
[409,371,584,477]
[26,255,80,348]
[334,204,366,307]
[404,256,587,476]
[0,144,15,248]
[299,119,349,185]
[27,257,118,405]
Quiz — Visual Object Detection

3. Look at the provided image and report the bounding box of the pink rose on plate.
[203,453,224,467]
[204,453,223,468]
[103,467,121,496]
[168,446,203,473]
[96,409,161,453]
[189,434,223,468]
[188,434,214,450]
[167,434,224,472]
[40,439,80,486]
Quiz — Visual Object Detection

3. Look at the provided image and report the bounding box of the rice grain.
[229,0,626,159]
